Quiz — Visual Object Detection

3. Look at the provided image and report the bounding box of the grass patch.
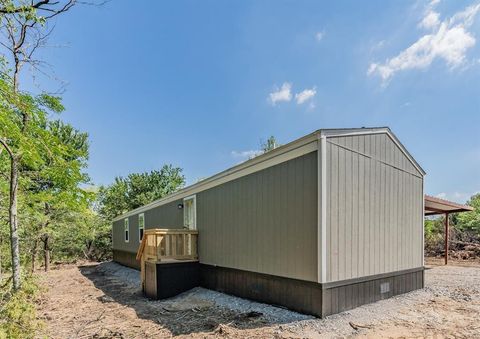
[0,275,43,339]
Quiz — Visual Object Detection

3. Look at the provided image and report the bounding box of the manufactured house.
[112,127,425,317]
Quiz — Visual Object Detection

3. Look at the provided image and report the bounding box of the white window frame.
[183,195,197,230]
[124,218,129,242]
[138,213,145,243]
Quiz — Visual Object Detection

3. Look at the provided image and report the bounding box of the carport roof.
[424,195,474,216]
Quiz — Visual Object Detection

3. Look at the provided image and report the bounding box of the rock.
[243,311,263,318]
[214,324,231,335]
[97,295,115,303]
[163,296,214,312]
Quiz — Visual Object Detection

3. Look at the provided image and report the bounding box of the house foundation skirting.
[321,267,424,316]
[145,261,200,299]
[112,254,424,318]
[199,264,323,316]
[199,264,424,318]
[112,249,140,270]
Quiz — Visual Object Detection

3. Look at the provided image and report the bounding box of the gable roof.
[113,127,425,222]
[321,127,426,176]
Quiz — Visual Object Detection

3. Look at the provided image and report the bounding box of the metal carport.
[424,195,474,265]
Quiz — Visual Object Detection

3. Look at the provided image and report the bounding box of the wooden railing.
[137,228,198,291]
[136,228,198,263]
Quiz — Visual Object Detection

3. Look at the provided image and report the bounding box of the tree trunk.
[13,65,19,93]
[84,239,93,260]
[0,235,2,282]
[9,157,21,290]
[43,234,50,272]
[33,209,50,273]
[13,56,20,93]
[31,238,38,273]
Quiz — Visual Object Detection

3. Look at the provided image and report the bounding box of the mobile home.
[112,127,425,317]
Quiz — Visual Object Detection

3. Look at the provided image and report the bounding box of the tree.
[98,166,185,220]
[0,0,76,92]
[261,136,280,153]
[51,198,111,262]
[457,193,480,234]
[0,75,67,288]
[24,120,90,271]
[0,0,78,289]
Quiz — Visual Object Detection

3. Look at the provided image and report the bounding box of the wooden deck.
[136,228,199,290]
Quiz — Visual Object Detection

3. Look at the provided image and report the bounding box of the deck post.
[444,212,449,265]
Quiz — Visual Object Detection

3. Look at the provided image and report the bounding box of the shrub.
[0,275,43,339]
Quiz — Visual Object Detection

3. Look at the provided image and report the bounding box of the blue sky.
[22,0,480,203]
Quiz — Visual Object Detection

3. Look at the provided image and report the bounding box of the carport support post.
[444,212,449,265]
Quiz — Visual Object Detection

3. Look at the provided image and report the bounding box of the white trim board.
[422,178,425,267]
[318,134,328,283]
[124,218,129,243]
[183,195,197,230]
[138,213,144,243]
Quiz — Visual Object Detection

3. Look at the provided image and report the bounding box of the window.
[124,218,129,242]
[183,195,196,229]
[138,213,145,242]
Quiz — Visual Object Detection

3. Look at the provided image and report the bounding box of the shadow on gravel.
[79,262,303,336]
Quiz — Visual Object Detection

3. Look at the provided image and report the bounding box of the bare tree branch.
[0,138,14,159]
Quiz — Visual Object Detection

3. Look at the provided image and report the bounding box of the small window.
[183,195,196,229]
[124,218,129,242]
[138,213,145,242]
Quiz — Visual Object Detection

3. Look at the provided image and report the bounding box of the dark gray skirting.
[321,268,424,317]
[112,249,140,270]
[200,264,323,316]
[200,264,424,318]
[112,253,424,318]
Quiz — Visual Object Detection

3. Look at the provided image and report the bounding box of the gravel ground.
[96,261,141,289]
[37,260,480,338]
[97,262,313,324]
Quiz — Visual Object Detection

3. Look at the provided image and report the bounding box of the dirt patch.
[426,256,480,267]
[35,261,480,338]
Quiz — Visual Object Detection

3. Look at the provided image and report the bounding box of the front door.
[183,195,196,230]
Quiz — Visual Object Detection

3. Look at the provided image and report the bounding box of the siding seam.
[327,140,423,179]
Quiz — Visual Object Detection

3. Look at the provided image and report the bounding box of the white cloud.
[316,31,325,42]
[435,191,478,204]
[231,150,262,160]
[368,3,480,82]
[422,0,442,29]
[419,10,440,29]
[435,192,447,199]
[268,82,292,105]
[372,40,386,51]
[295,87,317,104]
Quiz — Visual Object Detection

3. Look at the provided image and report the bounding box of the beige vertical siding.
[144,199,184,229]
[197,151,318,282]
[112,199,184,254]
[331,134,423,177]
[326,134,423,282]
